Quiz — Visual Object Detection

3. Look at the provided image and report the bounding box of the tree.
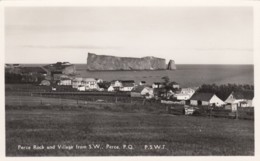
[97,81,111,89]
[197,83,254,100]
[161,76,170,84]
[161,76,178,99]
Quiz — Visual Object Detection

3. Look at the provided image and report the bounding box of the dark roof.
[122,82,135,87]
[121,80,135,83]
[131,86,145,93]
[232,91,254,100]
[153,88,166,93]
[190,92,215,101]
[153,82,164,85]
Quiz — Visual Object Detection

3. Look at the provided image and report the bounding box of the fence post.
[236,108,239,120]
[40,93,43,105]
[19,95,22,106]
[210,107,212,118]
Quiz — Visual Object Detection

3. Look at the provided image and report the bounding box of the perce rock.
[86,53,176,71]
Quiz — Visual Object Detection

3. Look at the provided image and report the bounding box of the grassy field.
[6,104,254,156]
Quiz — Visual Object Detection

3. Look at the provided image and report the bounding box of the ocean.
[75,64,254,88]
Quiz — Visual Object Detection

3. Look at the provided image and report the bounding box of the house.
[141,86,154,99]
[72,77,83,88]
[95,78,103,83]
[152,82,165,89]
[72,77,98,90]
[77,85,86,91]
[131,86,146,98]
[174,88,195,100]
[110,80,123,91]
[108,86,115,92]
[58,78,72,86]
[225,91,254,108]
[169,81,180,89]
[81,78,99,90]
[120,81,135,92]
[139,81,146,86]
[190,92,225,107]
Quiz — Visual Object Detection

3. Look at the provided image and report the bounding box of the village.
[5,62,254,116]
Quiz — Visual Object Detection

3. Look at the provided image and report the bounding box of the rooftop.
[231,91,254,100]
[190,92,215,101]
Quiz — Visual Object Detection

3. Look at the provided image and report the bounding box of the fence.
[5,93,150,107]
[168,105,254,120]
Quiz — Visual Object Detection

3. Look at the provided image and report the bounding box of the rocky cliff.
[86,53,176,71]
[167,60,176,70]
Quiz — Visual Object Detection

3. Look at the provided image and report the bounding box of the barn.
[225,91,254,108]
[190,92,225,107]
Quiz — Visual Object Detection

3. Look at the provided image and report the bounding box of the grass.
[6,104,254,156]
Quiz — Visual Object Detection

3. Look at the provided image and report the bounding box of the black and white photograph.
[1,1,259,158]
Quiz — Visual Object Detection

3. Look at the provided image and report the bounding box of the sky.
[5,7,253,64]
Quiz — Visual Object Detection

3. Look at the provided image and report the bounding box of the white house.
[120,81,135,92]
[109,80,123,91]
[190,92,225,107]
[141,87,154,99]
[109,80,135,92]
[95,78,103,83]
[170,82,180,89]
[225,91,254,108]
[152,82,165,89]
[82,78,99,90]
[72,77,99,90]
[174,88,195,100]
[131,86,154,98]
[72,77,83,88]
[139,81,146,86]
[58,79,72,86]
[108,85,115,92]
[77,85,86,91]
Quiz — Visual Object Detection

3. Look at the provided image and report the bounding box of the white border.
[0,0,259,161]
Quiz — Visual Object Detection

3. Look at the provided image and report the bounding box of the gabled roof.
[231,91,254,100]
[190,92,215,101]
[73,77,83,81]
[131,85,146,93]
